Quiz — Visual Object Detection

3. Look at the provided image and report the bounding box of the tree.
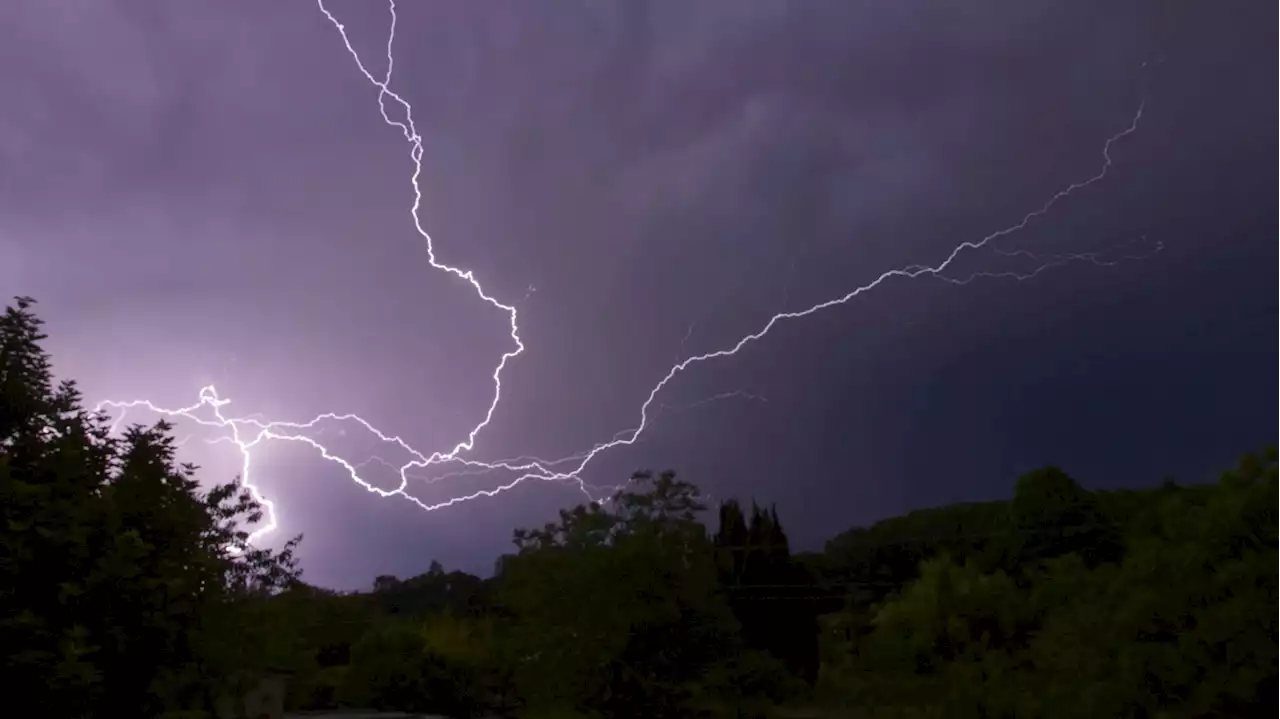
[714,500,821,686]
[1011,466,1121,567]
[818,498,1019,610]
[340,621,433,711]
[253,583,376,711]
[2,298,115,716]
[370,563,488,618]
[497,470,749,718]
[419,612,510,718]
[822,448,1277,718]
[846,556,1035,716]
[1,297,302,718]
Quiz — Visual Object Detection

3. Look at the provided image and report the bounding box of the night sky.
[2,1,1274,590]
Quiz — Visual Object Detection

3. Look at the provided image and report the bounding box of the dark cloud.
[2,0,1273,588]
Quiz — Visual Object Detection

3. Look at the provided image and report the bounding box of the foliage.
[370,559,491,617]
[816,450,1278,718]
[1,297,301,718]
[496,470,750,718]
[715,500,822,685]
[819,497,1018,607]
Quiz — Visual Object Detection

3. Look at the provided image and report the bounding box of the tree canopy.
[2,298,301,718]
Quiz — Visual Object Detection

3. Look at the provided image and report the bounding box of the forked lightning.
[97,0,1158,544]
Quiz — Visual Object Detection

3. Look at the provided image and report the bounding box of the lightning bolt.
[993,233,1163,268]
[95,0,1158,545]
[655,390,769,417]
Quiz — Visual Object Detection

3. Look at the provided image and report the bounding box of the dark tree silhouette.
[714,500,821,685]
[1,298,302,718]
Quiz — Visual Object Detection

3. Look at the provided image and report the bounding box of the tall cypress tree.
[713,498,820,684]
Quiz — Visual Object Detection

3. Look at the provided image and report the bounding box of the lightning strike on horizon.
[96,0,1157,545]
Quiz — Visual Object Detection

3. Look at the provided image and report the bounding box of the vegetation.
[3,295,1275,718]
[1,297,301,717]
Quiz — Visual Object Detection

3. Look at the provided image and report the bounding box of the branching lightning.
[95,0,1159,544]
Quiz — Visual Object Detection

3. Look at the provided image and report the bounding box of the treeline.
[284,473,820,717]
[807,462,1277,716]
[3,296,1276,718]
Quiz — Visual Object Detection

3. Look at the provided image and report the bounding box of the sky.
[1,0,1274,590]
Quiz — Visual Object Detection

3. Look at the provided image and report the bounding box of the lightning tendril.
[95,0,1158,544]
